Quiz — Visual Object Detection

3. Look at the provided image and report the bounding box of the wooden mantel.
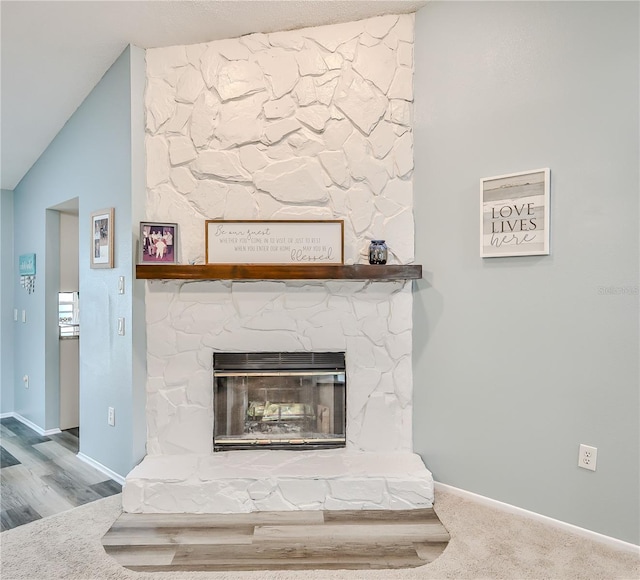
[135,264,422,281]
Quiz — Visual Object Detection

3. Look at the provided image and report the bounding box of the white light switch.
[22,310,26,323]
[117,317,125,336]
[13,308,18,321]
[118,276,125,295]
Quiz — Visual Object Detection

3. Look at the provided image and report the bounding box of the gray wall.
[129,45,148,466]
[1,189,14,414]
[413,1,639,544]
[11,46,147,477]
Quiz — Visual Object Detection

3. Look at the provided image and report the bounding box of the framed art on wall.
[90,208,114,268]
[139,222,178,264]
[205,220,344,265]
[19,253,36,293]
[480,168,550,258]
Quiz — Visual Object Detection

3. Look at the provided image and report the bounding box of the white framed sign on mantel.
[205,220,344,265]
[480,168,550,258]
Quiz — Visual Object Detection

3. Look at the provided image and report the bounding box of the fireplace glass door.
[213,352,346,451]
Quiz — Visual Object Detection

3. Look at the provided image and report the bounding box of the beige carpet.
[0,488,638,580]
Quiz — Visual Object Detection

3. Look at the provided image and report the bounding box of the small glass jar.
[369,240,388,265]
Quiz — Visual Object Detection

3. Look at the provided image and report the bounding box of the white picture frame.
[480,168,550,258]
[90,208,114,268]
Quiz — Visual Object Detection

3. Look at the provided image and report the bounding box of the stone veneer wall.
[144,14,416,456]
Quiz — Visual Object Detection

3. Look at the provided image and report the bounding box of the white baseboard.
[3,411,61,436]
[435,482,640,555]
[77,453,126,486]
[4,411,125,486]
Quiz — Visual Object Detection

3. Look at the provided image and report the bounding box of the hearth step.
[122,450,435,513]
[102,508,450,572]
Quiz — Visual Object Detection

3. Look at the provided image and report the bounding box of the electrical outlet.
[108,407,115,426]
[23,375,29,389]
[578,444,597,471]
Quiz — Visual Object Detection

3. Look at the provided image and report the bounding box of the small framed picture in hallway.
[139,222,178,264]
[90,208,114,268]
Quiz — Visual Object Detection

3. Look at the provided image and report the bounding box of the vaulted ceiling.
[0,0,426,190]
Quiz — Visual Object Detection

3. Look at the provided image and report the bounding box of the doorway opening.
[52,198,80,445]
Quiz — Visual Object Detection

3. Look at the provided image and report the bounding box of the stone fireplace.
[123,12,434,513]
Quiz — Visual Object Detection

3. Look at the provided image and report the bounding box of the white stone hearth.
[123,450,434,513]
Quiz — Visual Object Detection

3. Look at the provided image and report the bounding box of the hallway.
[0,417,121,531]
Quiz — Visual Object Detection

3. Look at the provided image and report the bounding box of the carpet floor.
[0,488,638,580]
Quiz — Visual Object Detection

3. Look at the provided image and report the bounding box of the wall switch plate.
[578,444,597,471]
[118,276,125,295]
[22,310,26,323]
[108,407,115,426]
[117,317,125,336]
[13,308,18,321]
[23,375,29,389]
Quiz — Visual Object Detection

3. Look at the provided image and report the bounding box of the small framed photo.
[90,208,114,269]
[139,222,178,264]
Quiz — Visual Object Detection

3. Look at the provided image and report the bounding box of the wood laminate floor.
[0,417,122,532]
[103,508,450,572]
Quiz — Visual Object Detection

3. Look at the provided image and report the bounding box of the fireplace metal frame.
[213,352,346,452]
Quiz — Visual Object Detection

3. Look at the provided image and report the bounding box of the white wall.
[59,211,79,431]
[59,337,79,430]
[59,211,79,291]
[413,1,639,544]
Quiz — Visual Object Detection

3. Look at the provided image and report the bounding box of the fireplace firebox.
[213,352,346,451]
